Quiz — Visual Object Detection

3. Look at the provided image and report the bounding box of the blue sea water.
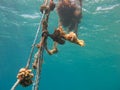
[0,0,120,90]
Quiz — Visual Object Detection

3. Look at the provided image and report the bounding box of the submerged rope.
[32,0,50,89]
[25,11,45,69]
[34,45,44,90]
[11,7,46,90]
[32,37,45,90]
[11,79,20,90]
[25,0,49,69]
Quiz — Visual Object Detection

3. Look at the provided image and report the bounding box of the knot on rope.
[49,29,65,44]
[42,30,49,37]
[40,0,55,13]
[17,68,34,87]
[49,0,56,11]
[42,19,48,30]
[32,51,44,69]
[32,52,39,69]
[40,5,49,14]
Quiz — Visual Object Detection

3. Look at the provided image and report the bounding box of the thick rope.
[35,46,44,90]
[26,0,48,69]
[32,50,43,90]
[25,10,46,69]
[32,37,45,90]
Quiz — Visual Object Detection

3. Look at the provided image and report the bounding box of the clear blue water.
[0,0,120,90]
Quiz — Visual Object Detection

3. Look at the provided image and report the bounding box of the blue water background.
[0,0,120,90]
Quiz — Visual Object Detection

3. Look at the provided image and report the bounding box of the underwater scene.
[0,0,120,90]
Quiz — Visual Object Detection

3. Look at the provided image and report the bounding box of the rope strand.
[26,10,46,69]
[11,79,20,90]
[35,47,44,90]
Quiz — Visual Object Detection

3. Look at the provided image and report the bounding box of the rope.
[35,47,44,90]
[32,45,44,90]
[32,0,49,88]
[25,10,46,69]
[32,38,45,90]
[26,0,49,69]
[11,79,20,90]
[11,6,46,90]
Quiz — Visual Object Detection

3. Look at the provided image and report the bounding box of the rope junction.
[11,0,85,90]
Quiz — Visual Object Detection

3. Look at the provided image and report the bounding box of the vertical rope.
[32,48,44,90]
[25,11,46,69]
[32,0,49,89]
[26,0,48,69]
[35,48,44,90]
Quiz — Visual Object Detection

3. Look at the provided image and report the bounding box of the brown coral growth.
[56,0,82,33]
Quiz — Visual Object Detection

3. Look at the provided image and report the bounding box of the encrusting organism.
[56,0,82,34]
[17,68,34,87]
[49,26,84,47]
